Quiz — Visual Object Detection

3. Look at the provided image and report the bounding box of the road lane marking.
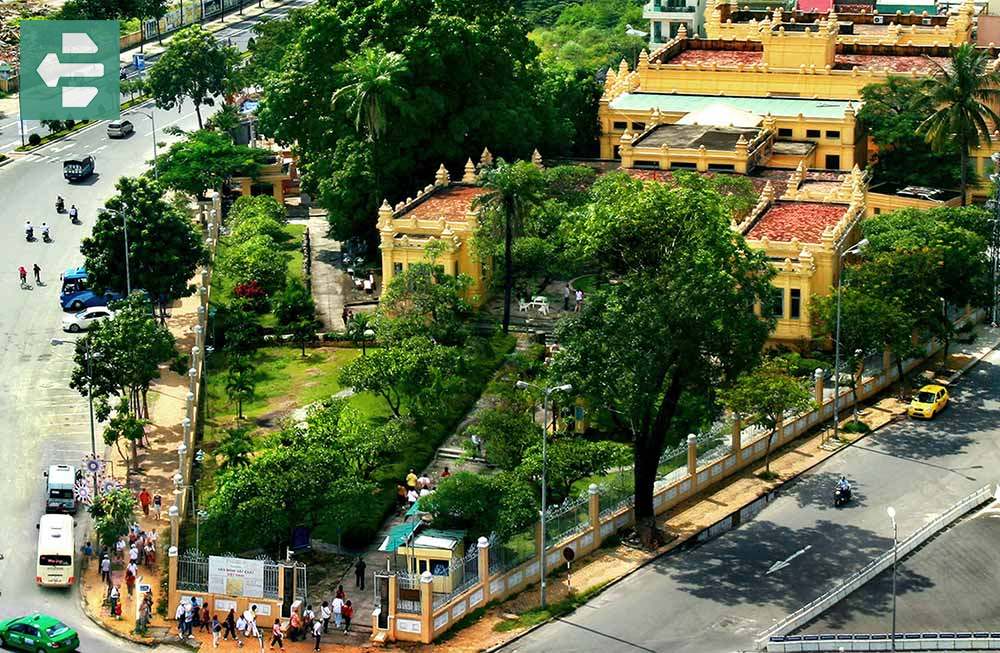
[766,545,812,575]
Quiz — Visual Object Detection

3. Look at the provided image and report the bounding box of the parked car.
[63,156,95,182]
[908,384,949,419]
[62,306,114,332]
[59,290,123,312]
[107,120,134,138]
[0,614,79,651]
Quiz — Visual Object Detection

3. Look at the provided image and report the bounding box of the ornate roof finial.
[480,147,493,168]
[462,158,477,183]
[531,149,544,169]
[435,163,451,186]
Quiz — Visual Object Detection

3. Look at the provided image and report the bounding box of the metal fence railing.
[177,550,209,592]
[544,495,591,546]
[432,546,481,610]
[488,529,535,575]
[395,571,422,614]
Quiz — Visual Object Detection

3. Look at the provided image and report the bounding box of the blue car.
[60,290,123,312]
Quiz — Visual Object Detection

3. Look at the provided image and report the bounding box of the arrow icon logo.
[766,545,812,575]
[35,33,105,108]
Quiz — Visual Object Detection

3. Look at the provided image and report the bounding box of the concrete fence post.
[168,505,180,549]
[419,571,434,643]
[730,416,742,454]
[194,325,204,352]
[182,416,192,450]
[775,416,785,443]
[168,546,179,618]
[186,393,195,425]
[813,367,825,406]
[883,349,892,376]
[588,483,601,544]
[686,434,697,479]
[188,367,197,396]
[387,573,398,641]
[477,536,491,603]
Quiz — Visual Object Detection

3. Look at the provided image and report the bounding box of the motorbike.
[42,230,51,243]
[69,209,79,224]
[834,486,852,507]
[55,197,65,213]
[25,227,33,242]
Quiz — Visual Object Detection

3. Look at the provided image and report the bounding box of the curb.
[486,327,1000,653]
[11,120,106,155]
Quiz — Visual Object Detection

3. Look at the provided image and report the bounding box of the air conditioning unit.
[873,14,884,23]
[921,16,932,24]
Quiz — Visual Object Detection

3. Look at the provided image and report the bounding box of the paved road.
[0,99,199,652]
[800,502,1000,635]
[0,0,316,153]
[505,351,1000,653]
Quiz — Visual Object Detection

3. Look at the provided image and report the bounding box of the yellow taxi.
[908,384,949,419]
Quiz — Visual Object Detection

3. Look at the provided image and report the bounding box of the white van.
[36,514,75,587]
[44,464,78,514]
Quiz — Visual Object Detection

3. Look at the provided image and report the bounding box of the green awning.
[378,521,421,553]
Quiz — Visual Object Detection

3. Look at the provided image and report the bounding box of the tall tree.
[332,46,408,142]
[89,487,137,550]
[136,0,168,48]
[474,160,546,334]
[146,25,241,128]
[553,172,774,545]
[156,129,271,199]
[226,357,257,420]
[919,43,1000,204]
[81,176,206,311]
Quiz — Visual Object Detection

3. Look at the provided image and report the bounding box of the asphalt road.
[505,351,1000,653]
[799,502,1000,635]
[0,99,199,652]
[0,0,316,153]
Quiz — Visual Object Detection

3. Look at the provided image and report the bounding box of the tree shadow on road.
[782,470,870,513]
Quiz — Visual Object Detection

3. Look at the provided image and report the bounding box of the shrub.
[229,212,287,245]
[217,235,289,293]
[28,133,41,146]
[842,420,871,434]
[64,119,76,130]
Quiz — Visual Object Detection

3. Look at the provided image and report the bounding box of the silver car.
[107,120,134,138]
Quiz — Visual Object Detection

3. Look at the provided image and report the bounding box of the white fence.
[756,484,995,650]
[766,632,1000,652]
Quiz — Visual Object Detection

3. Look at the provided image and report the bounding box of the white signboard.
[208,556,266,598]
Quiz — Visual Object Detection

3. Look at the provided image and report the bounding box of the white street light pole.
[515,380,573,610]
[126,109,159,181]
[888,507,899,650]
[832,238,868,443]
[104,207,132,295]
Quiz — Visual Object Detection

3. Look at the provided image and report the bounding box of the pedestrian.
[115,537,125,562]
[320,601,331,634]
[418,472,431,489]
[184,602,195,638]
[575,289,584,312]
[212,614,222,647]
[287,609,302,641]
[138,488,152,517]
[471,433,482,457]
[342,600,353,633]
[17,266,26,286]
[440,466,451,479]
[335,584,345,601]
[125,562,137,595]
[405,469,418,489]
[331,595,344,629]
[396,484,407,511]
[243,605,258,638]
[152,494,162,520]
[191,597,201,628]
[110,584,121,619]
[144,541,156,567]
[406,487,419,506]
[100,554,111,584]
[80,540,93,568]
[200,604,211,632]
[224,608,238,641]
[32,263,40,284]
[354,558,366,590]
[312,617,322,651]
[269,619,284,650]
[341,306,349,326]
[236,613,248,644]
[175,602,186,639]
[563,285,570,310]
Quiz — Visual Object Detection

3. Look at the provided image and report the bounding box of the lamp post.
[887,506,898,651]
[832,238,868,443]
[104,207,132,295]
[988,156,1000,326]
[362,328,375,356]
[514,380,573,610]
[51,338,98,494]
[125,109,159,181]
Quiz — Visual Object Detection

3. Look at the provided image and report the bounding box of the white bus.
[36,514,75,587]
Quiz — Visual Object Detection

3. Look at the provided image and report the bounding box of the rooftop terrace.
[608,92,855,118]
[402,186,486,220]
[632,123,762,150]
[746,201,847,242]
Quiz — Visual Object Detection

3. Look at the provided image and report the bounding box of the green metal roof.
[378,521,421,553]
[608,93,855,119]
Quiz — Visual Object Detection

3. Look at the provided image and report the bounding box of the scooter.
[55,197,65,213]
[25,227,33,242]
[69,208,79,224]
[834,486,852,507]
[42,230,51,243]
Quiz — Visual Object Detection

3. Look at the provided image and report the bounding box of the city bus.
[36,514,75,587]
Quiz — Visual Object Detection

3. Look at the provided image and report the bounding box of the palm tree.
[332,45,408,142]
[216,426,254,471]
[473,160,545,334]
[919,43,1000,205]
[225,357,257,420]
[346,311,374,355]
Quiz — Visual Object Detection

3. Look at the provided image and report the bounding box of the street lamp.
[514,380,573,610]
[125,109,159,181]
[51,337,99,495]
[988,156,1000,326]
[887,506,898,651]
[832,238,868,443]
[103,207,132,295]
[362,328,375,356]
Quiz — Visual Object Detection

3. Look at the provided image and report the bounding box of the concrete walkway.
[306,208,350,331]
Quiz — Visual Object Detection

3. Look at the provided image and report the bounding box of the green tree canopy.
[90,487,138,550]
[553,171,774,544]
[156,129,272,198]
[217,234,290,293]
[421,471,538,539]
[81,176,206,306]
[376,260,472,346]
[146,25,242,128]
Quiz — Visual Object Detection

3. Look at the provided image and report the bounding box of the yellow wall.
[866,190,961,216]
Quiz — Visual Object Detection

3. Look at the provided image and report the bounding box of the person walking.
[184,601,195,638]
[236,613,248,647]
[211,615,222,648]
[175,602,186,639]
[152,494,162,520]
[32,264,41,284]
[354,558,366,590]
[575,289,583,312]
[109,584,120,619]
[100,554,111,585]
[331,595,344,630]
[320,601,331,634]
[17,266,26,287]
[312,618,322,651]
[563,284,571,311]
[200,604,211,632]
[269,619,284,651]
[405,469,417,490]
[224,608,238,641]
[342,601,353,634]
[138,488,152,517]
[335,584,345,601]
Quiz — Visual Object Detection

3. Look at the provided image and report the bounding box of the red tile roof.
[668,50,765,66]
[834,53,948,73]
[403,186,486,220]
[747,201,846,243]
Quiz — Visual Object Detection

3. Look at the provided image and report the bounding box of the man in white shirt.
[312,619,323,652]
[321,601,332,633]
[175,602,186,639]
[332,596,344,629]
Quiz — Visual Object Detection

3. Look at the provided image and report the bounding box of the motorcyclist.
[836,476,852,502]
[24,220,33,240]
[56,196,64,212]
[41,223,50,241]
[69,205,79,221]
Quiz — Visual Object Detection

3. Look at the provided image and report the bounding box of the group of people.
[398,467,448,512]
[282,585,355,650]
[17,264,41,287]
[562,285,585,312]
[138,487,163,520]
[99,522,159,598]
